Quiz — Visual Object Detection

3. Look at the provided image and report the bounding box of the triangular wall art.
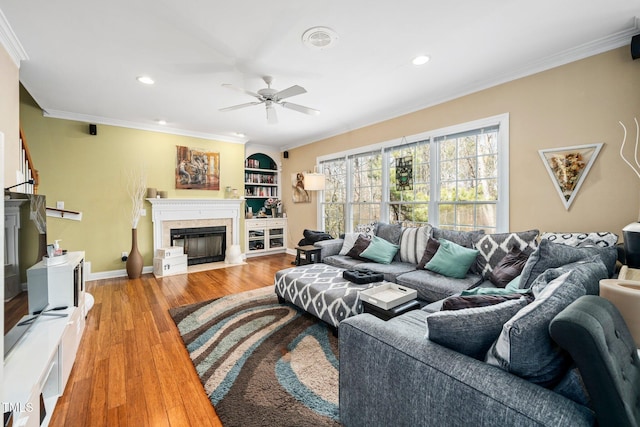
[538,143,603,210]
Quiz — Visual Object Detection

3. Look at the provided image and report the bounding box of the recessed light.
[412,55,430,66]
[137,75,155,85]
[234,132,246,138]
[156,119,167,125]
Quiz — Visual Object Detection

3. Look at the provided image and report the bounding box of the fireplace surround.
[147,199,243,263]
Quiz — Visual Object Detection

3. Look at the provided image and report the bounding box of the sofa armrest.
[339,313,594,427]
[314,238,343,259]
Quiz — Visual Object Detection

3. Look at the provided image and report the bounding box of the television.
[4,191,48,357]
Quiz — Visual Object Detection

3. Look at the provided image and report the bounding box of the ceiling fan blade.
[221,83,261,99]
[275,85,307,100]
[281,102,320,116]
[266,104,278,124]
[219,101,262,112]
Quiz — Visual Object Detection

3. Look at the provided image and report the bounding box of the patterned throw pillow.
[354,222,376,238]
[485,271,586,387]
[472,230,539,277]
[540,232,618,248]
[399,225,432,264]
[427,297,529,360]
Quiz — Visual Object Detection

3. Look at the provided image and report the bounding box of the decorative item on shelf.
[619,117,640,267]
[232,188,239,199]
[126,168,146,279]
[158,190,168,198]
[147,187,157,198]
[264,197,282,217]
[246,206,253,219]
[225,186,232,198]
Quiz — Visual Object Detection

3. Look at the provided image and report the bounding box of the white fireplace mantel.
[147,198,243,253]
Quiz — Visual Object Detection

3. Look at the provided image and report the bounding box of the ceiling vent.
[302,27,338,50]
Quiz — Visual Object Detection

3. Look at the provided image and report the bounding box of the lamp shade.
[304,172,326,191]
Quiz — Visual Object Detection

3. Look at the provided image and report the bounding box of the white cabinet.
[246,218,287,257]
[27,252,85,313]
[3,252,86,427]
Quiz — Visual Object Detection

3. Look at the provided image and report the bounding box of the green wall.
[20,87,245,274]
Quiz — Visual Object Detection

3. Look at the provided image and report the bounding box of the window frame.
[316,113,510,233]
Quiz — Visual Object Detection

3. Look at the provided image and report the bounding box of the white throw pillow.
[339,233,361,256]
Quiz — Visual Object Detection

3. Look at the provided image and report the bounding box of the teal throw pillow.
[359,235,399,264]
[425,239,480,279]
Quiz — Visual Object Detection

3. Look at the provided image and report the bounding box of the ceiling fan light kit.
[220,76,319,124]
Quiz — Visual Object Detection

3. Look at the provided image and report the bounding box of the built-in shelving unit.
[244,152,279,216]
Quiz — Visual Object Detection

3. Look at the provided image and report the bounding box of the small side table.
[295,245,322,266]
[362,299,421,321]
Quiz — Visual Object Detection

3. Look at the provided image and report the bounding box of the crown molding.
[42,109,249,144]
[281,18,640,151]
[0,8,28,67]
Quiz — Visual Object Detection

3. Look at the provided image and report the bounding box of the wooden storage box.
[153,255,188,277]
[359,283,417,310]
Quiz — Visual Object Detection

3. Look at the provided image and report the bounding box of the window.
[436,126,499,232]
[349,151,383,230]
[320,158,347,238]
[387,140,431,227]
[317,114,509,233]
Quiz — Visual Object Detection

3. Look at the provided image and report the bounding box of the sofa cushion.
[359,236,400,264]
[355,261,417,283]
[416,237,441,270]
[425,239,479,279]
[528,257,608,296]
[519,239,617,289]
[485,271,586,387]
[485,247,531,288]
[346,235,372,260]
[374,222,403,245]
[322,254,366,269]
[398,225,432,264]
[396,269,483,302]
[540,231,618,248]
[339,233,360,255]
[427,297,529,360]
[472,230,539,277]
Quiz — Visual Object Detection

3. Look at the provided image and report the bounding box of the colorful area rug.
[169,286,341,427]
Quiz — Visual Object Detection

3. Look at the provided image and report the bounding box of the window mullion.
[429,137,439,226]
[346,156,353,232]
[381,149,390,223]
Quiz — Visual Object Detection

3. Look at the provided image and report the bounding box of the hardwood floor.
[49,254,295,427]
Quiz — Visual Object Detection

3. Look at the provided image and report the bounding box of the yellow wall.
[282,47,640,246]
[20,88,245,273]
[0,46,19,187]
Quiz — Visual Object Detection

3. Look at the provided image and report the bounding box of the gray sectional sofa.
[305,224,632,426]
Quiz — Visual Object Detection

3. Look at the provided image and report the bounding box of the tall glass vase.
[126,228,143,279]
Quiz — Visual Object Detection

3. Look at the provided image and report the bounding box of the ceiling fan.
[219,76,320,124]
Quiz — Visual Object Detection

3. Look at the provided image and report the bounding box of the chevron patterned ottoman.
[274,263,385,329]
